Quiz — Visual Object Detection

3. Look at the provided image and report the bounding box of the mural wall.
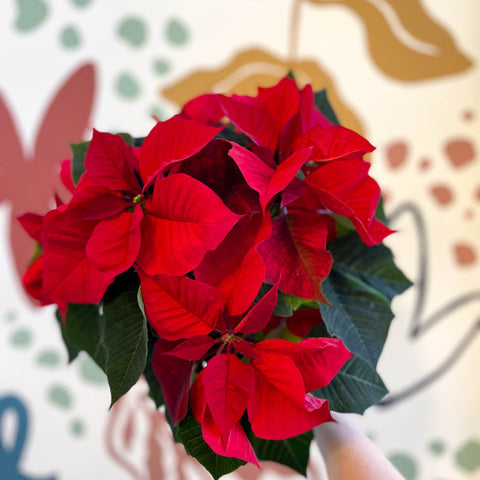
[1,1,479,479]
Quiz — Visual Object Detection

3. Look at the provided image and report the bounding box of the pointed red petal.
[190,368,207,422]
[202,406,259,467]
[295,125,375,162]
[249,352,332,439]
[138,271,224,340]
[298,84,331,131]
[85,206,143,276]
[18,213,43,242]
[179,94,224,126]
[179,139,260,215]
[285,308,323,338]
[203,353,254,442]
[305,159,393,245]
[262,148,311,211]
[218,95,278,151]
[191,371,258,468]
[195,213,271,316]
[254,338,352,392]
[232,339,258,359]
[257,77,300,132]
[162,335,216,361]
[139,117,221,185]
[137,174,242,276]
[228,144,311,212]
[234,287,278,334]
[60,159,75,194]
[257,212,333,301]
[152,339,194,424]
[40,206,114,305]
[84,130,139,191]
[23,255,43,300]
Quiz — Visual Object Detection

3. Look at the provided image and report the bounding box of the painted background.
[0,1,479,479]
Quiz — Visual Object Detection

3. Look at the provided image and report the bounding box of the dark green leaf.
[116,132,134,146]
[58,304,105,368]
[176,412,245,479]
[320,270,392,369]
[313,356,388,414]
[328,233,412,302]
[70,141,90,186]
[281,293,318,312]
[251,431,312,477]
[102,284,148,406]
[314,90,340,125]
[375,196,388,225]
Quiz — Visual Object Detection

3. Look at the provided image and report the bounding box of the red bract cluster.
[20,77,392,464]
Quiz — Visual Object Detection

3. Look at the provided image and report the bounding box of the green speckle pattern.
[70,419,86,437]
[388,453,418,480]
[78,353,106,384]
[11,328,32,347]
[166,19,189,45]
[48,385,72,409]
[36,350,60,367]
[153,58,170,75]
[14,0,48,32]
[70,0,91,7]
[116,72,140,99]
[117,17,146,47]
[429,439,446,455]
[455,440,480,472]
[60,26,81,49]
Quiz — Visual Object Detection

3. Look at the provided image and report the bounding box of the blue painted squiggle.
[0,395,56,480]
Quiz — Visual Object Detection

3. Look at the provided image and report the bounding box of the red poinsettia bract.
[140,268,352,465]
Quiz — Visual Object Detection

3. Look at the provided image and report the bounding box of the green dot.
[117,17,146,47]
[166,19,189,45]
[5,311,17,322]
[70,419,85,437]
[48,385,72,409]
[60,26,81,49]
[71,0,91,7]
[11,328,32,347]
[388,453,418,480]
[15,0,48,32]
[455,440,480,472]
[429,439,446,455]
[153,58,170,75]
[78,354,106,384]
[116,73,140,99]
[36,350,60,367]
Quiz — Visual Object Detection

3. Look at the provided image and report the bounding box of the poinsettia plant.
[19,77,410,478]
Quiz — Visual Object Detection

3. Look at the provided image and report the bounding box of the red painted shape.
[0,64,95,296]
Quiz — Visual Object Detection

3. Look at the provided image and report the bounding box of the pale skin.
[313,413,405,480]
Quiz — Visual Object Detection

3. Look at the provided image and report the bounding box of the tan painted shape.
[308,0,472,81]
[161,48,364,135]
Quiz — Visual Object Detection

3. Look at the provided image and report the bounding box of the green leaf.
[102,283,148,406]
[251,431,313,477]
[116,132,134,146]
[176,412,245,479]
[313,356,388,414]
[70,140,90,186]
[58,304,106,369]
[314,90,340,125]
[320,269,392,369]
[328,233,412,302]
